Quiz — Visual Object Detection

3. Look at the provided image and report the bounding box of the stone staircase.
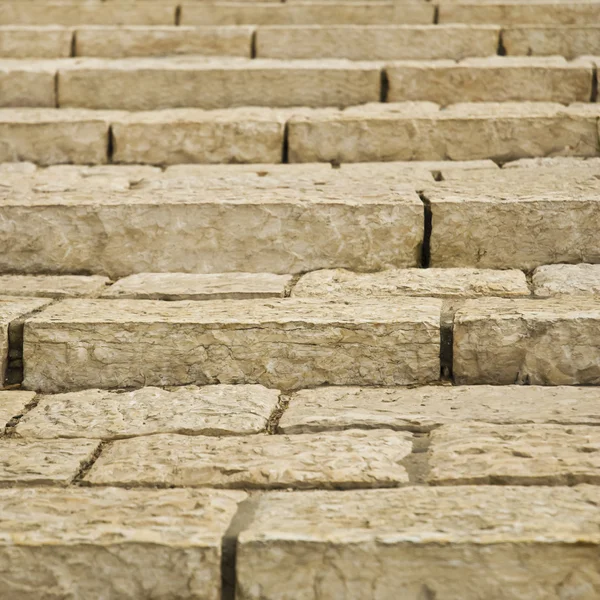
[1,1,600,598]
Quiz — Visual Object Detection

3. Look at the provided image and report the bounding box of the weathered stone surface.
[0,26,72,58]
[23,297,441,392]
[164,162,333,177]
[387,57,593,105]
[288,102,600,163]
[504,25,600,59]
[0,179,423,276]
[0,437,99,484]
[429,423,600,485]
[280,385,600,433]
[503,156,600,169]
[0,275,109,299]
[0,390,35,428]
[425,166,600,269]
[17,384,280,439]
[454,298,600,385]
[0,60,56,107]
[75,25,253,58]
[236,486,600,600]
[85,429,412,488]
[0,161,36,173]
[0,487,245,600]
[103,273,292,300]
[0,108,113,164]
[293,268,529,299]
[533,263,600,297]
[256,24,499,60]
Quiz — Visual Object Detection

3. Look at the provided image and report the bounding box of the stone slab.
[85,429,412,488]
[0,26,72,58]
[0,275,110,299]
[0,487,245,600]
[0,60,56,107]
[280,385,600,433]
[256,24,499,60]
[454,297,600,385]
[293,268,529,299]
[23,297,441,392]
[164,162,334,177]
[504,25,600,59]
[503,156,600,169]
[236,485,600,600]
[0,437,99,485]
[103,272,293,300]
[17,384,280,439]
[533,263,600,297]
[0,390,35,428]
[429,423,600,485]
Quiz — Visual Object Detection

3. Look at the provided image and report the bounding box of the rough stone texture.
[504,25,600,59]
[0,275,110,299]
[75,25,254,58]
[293,268,529,299]
[85,429,412,488]
[0,487,245,600]
[111,107,285,164]
[0,26,72,58]
[236,486,600,600]
[503,156,600,169]
[454,297,600,385]
[0,179,423,276]
[0,437,100,485]
[429,423,600,485]
[164,162,334,177]
[425,166,600,269]
[256,24,499,60]
[0,108,113,164]
[387,57,593,105]
[103,272,293,300]
[23,297,441,392]
[16,384,280,439]
[0,390,35,428]
[533,263,600,297]
[0,60,57,107]
[288,102,600,163]
[280,385,600,433]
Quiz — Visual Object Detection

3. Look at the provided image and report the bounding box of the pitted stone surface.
[17,385,280,439]
[0,275,109,299]
[504,25,600,59]
[0,487,245,600]
[0,390,35,428]
[533,263,600,297]
[0,26,72,58]
[103,272,292,300]
[23,298,441,392]
[0,437,100,485]
[293,268,529,299]
[236,485,600,600]
[428,423,600,485]
[279,385,600,433]
[85,429,412,488]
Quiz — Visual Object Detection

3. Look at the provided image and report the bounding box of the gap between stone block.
[73,440,108,486]
[3,394,40,436]
[401,432,432,485]
[266,394,291,434]
[417,192,432,268]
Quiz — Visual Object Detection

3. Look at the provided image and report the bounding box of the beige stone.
[17,384,280,439]
[387,57,593,105]
[23,297,441,392]
[0,60,56,107]
[429,423,600,485]
[0,161,36,173]
[0,487,245,600]
[103,272,293,300]
[293,268,529,299]
[0,437,99,484]
[0,179,423,276]
[0,26,72,58]
[280,385,600,433]
[0,390,35,428]
[0,108,113,164]
[503,156,600,169]
[236,486,600,600]
[164,162,334,177]
[86,429,412,488]
[533,263,600,297]
[504,25,600,59]
[454,297,600,385]
[75,25,253,58]
[256,24,499,60]
[0,275,110,299]
[425,166,600,269]
[58,58,380,110]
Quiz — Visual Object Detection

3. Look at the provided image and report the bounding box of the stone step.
[533,263,600,297]
[503,25,600,59]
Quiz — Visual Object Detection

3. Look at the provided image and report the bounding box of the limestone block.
[429,423,600,485]
[454,298,600,385]
[85,429,412,488]
[504,25,600,59]
[0,275,109,299]
[23,298,441,392]
[0,26,72,58]
[0,487,245,600]
[236,486,600,600]
[0,60,57,107]
[503,156,600,169]
[533,263,600,297]
[0,108,113,164]
[103,273,293,300]
[75,25,253,58]
[0,390,35,427]
[0,161,36,173]
[164,162,333,177]
[0,437,100,484]
[280,385,600,433]
[256,24,499,60]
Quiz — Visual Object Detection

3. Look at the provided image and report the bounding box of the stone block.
[0,390,35,427]
[0,60,57,107]
[533,263,600,297]
[503,25,600,59]
[0,275,110,299]
[0,26,72,58]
